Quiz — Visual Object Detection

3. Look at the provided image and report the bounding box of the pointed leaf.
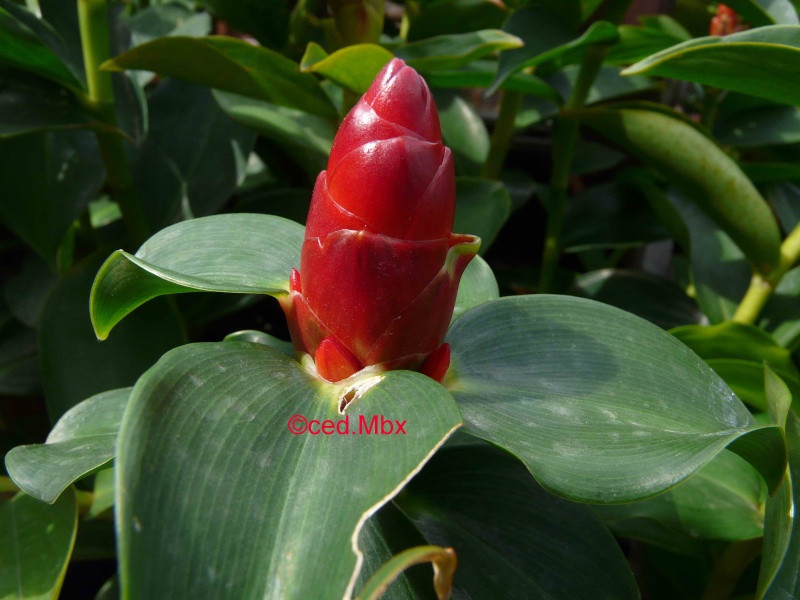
[574,107,782,274]
[623,26,800,106]
[0,489,77,599]
[452,255,497,323]
[395,30,523,72]
[446,295,786,502]
[5,388,130,503]
[397,444,640,598]
[301,43,393,94]
[117,342,462,598]
[102,36,337,118]
[90,214,304,339]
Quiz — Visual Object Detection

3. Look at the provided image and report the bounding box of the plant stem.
[732,221,800,324]
[481,90,523,180]
[78,0,149,246]
[700,539,762,600]
[538,44,606,292]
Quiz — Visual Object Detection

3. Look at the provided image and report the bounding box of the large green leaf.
[395,29,523,72]
[41,252,186,420]
[707,359,800,413]
[594,450,766,552]
[0,131,105,264]
[300,43,393,95]
[0,2,83,91]
[5,388,130,503]
[214,90,334,177]
[90,214,304,340]
[131,79,255,228]
[117,342,462,598]
[721,0,798,27]
[453,178,511,255]
[491,8,618,93]
[435,90,490,176]
[445,295,786,502]
[570,269,700,330]
[0,489,77,599]
[623,26,800,106]
[574,106,782,274]
[102,36,337,118]
[396,444,640,598]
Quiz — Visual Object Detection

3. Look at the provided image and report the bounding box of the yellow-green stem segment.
[481,90,524,180]
[78,0,149,246]
[733,221,800,324]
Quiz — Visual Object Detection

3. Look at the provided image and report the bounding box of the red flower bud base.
[280,58,479,383]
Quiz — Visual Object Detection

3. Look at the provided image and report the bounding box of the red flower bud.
[281,58,479,383]
[710,4,741,36]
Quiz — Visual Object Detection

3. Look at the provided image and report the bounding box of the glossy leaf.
[102,36,337,118]
[707,359,800,413]
[354,502,439,600]
[595,450,766,551]
[90,214,304,340]
[491,8,618,93]
[575,107,782,274]
[117,342,462,598]
[132,80,255,228]
[623,26,800,107]
[435,90,490,176]
[397,444,640,598]
[5,388,130,503]
[571,269,700,330]
[723,0,799,26]
[0,489,77,599]
[452,256,498,323]
[395,30,523,72]
[0,2,83,91]
[215,91,334,177]
[453,178,511,255]
[0,131,105,264]
[422,60,560,100]
[670,322,799,378]
[41,252,186,420]
[300,43,393,94]
[446,295,786,502]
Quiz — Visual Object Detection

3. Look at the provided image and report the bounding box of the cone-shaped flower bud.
[281,58,479,383]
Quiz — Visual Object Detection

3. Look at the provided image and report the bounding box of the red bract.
[710,4,741,35]
[281,58,479,383]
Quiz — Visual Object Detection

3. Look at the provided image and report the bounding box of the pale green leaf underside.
[446,295,786,503]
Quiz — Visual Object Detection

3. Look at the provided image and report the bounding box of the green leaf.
[706,359,800,413]
[0,70,117,138]
[491,8,618,93]
[88,467,115,519]
[197,0,289,49]
[214,90,334,177]
[396,29,522,72]
[670,322,799,379]
[300,43,393,94]
[723,0,799,26]
[0,489,77,599]
[396,444,640,598]
[570,269,700,330]
[767,181,800,234]
[761,267,800,349]
[90,214,304,340]
[622,26,800,107]
[594,450,766,551]
[605,17,691,65]
[131,79,256,228]
[224,330,295,357]
[124,3,212,46]
[422,60,560,101]
[452,255,498,324]
[406,0,507,42]
[42,252,186,420]
[102,36,337,118]
[435,90,490,176]
[0,131,105,264]
[446,295,787,502]
[5,388,130,503]
[715,106,800,148]
[0,311,40,396]
[453,178,511,255]
[762,411,800,598]
[354,502,439,599]
[0,2,83,91]
[117,342,462,598]
[574,106,782,274]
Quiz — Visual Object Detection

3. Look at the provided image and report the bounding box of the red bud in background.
[710,4,741,36]
[281,58,479,383]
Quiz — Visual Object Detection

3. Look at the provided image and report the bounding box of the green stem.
[732,221,800,324]
[78,0,149,246]
[481,90,523,180]
[700,539,762,600]
[538,44,606,292]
